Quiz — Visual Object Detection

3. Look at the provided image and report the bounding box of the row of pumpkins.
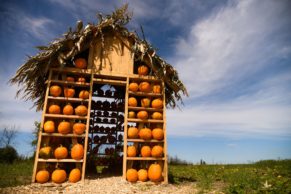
[128,127,164,140]
[127,144,163,158]
[50,85,90,99]
[129,81,161,94]
[36,168,81,184]
[43,120,86,135]
[39,143,84,160]
[126,163,163,182]
[47,103,88,116]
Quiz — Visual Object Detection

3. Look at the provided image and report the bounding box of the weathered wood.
[122,77,129,179]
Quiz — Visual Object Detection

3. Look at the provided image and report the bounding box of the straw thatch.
[10,4,188,111]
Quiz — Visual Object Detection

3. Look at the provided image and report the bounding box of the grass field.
[0,159,290,193]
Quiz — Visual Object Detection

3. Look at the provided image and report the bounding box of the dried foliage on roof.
[10,4,188,111]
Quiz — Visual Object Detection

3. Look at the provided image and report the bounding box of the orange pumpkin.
[138,65,149,76]
[39,146,52,159]
[52,169,67,183]
[63,103,74,115]
[138,169,148,182]
[152,128,164,140]
[58,121,71,134]
[75,105,88,116]
[79,90,90,99]
[129,82,139,92]
[152,85,161,94]
[141,146,151,157]
[128,127,139,139]
[49,85,62,97]
[151,98,163,109]
[128,111,136,118]
[71,143,84,160]
[151,145,163,157]
[66,76,75,82]
[139,82,151,93]
[43,120,55,133]
[127,146,137,157]
[54,145,68,159]
[77,77,86,83]
[48,104,61,114]
[74,58,87,69]
[139,128,152,140]
[64,87,75,98]
[152,112,163,120]
[148,163,162,182]
[137,111,148,120]
[128,97,138,107]
[126,169,138,182]
[69,168,81,183]
[73,122,86,135]
[141,98,151,108]
[36,169,50,183]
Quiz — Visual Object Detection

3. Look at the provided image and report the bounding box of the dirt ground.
[0,177,202,194]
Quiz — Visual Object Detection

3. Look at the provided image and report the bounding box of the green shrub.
[0,146,18,164]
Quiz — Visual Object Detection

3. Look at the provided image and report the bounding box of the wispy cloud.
[168,0,291,138]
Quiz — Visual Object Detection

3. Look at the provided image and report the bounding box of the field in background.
[0,159,290,193]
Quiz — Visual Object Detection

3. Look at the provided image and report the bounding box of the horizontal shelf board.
[50,67,92,75]
[42,133,86,137]
[47,96,89,102]
[44,114,88,120]
[128,91,163,97]
[49,80,90,87]
[128,107,163,112]
[38,159,83,162]
[127,139,164,143]
[129,76,162,82]
[127,118,164,123]
[93,78,127,86]
[126,157,165,161]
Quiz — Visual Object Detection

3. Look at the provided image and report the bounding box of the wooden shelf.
[49,80,90,87]
[126,157,165,161]
[47,96,89,102]
[128,106,163,112]
[50,67,92,75]
[38,159,84,162]
[127,118,164,123]
[129,76,161,83]
[128,91,163,97]
[44,114,88,120]
[93,78,127,86]
[42,133,86,138]
[127,139,164,143]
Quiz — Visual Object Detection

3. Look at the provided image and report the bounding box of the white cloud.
[168,0,291,138]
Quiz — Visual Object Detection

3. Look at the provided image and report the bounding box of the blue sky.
[0,0,291,163]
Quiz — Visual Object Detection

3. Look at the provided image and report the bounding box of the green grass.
[1,159,291,194]
[169,160,291,193]
[0,159,33,188]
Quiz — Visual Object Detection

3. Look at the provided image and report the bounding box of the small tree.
[0,125,18,147]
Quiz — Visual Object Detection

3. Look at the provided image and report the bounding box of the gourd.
[57,121,71,134]
[152,112,163,120]
[64,87,75,98]
[151,98,163,109]
[69,168,81,183]
[72,122,86,135]
[127,127,139,138]
[139,128,152,140]
[151,145,163,157]
[128,97,138,107]
[126,169,138,182]
[43,120,55,133]
[63,103,74,115]
[79,90,90,99]
[35,169,50,183]
[148,163,162,182]
[128,82,139,92]
[127,146,137,157]
[141,146,151,157]
[71,143,84,160]
[152,128,164,140]
[138,65,149,76]
[51,168,67,183]
[139,82,151,93]
[137,111,148,120]
[48,104,61,114]
[54,145,68,159]
[138,169,148,182]
[49,85,62,97]
[39,146,52,159]
[74,58,87,69]
[128,111,136,118]
[152,85,161,94]
[75,105,88,116]
[141,98,151,108]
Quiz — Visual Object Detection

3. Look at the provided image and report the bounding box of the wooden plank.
[122,77,129,180]
[42,133,86,138]
[49,80,90,87]
[127,157,166,161]
[128,91,162,98]
[81,72,94,182]
[127,118,164,123]
[50,67,92,75]
[128,107,163,112]
[47,96,89,103]
[32,70,53,183]
[93,78,127,86]
[44,114,87,120]
[127,139,164,143]
[162,82,168,184]
[38,159,83,162]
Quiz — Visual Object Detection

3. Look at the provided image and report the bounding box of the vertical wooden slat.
[122,77,129,179]
[81,71,94,182]
[162,81,168,183]
[32,70,53,182]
